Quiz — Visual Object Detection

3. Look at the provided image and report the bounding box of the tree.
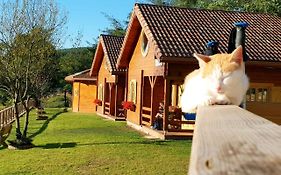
[193,0,280,16]
[152,0,281,16]
[0,0,66,146]
[101,13,127,37]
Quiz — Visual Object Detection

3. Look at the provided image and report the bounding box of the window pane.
[250,88,256,101]
[257,88,263,102]
[246,89,251,101]
[263,89,267,102]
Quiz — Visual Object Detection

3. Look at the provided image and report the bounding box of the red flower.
[122,101,136,111]
[93,99,102,106]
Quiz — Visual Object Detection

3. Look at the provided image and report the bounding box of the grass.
[0,108,192,175]
[42,94,71,108]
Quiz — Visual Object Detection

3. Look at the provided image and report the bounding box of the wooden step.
[142,120,151,126]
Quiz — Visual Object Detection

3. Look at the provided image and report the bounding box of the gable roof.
[117,3,281,68]
[65,69,96,82]
[90,34,125,76]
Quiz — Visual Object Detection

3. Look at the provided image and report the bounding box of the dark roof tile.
[127,4,281,62]
[101,35,126,72]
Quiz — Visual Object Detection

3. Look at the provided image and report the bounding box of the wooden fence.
[0,100,35,128]
[188,105,281,175]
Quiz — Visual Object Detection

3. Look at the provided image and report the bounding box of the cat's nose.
[217,86,223,93]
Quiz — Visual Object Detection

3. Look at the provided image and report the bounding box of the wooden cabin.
[116,3,281,138]
[90,35,126,119]
[65,69,97,113]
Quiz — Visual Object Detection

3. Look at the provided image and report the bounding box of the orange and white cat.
[181,46,249,113]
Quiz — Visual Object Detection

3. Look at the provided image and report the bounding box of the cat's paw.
[215,100,231,105]
[200,97,216,106]
[215,96,231,105]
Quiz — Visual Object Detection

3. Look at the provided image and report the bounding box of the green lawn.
[0,108,192,175]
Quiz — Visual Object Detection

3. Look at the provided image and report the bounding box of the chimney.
[227,22,249,61]
[204,40,219,56]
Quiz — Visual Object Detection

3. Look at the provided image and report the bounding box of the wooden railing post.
[188,105,281,175]
[0,99,35,129]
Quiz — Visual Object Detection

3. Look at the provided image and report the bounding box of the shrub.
[42,94,71,108]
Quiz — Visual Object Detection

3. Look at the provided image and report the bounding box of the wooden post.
[78,83,80,112]
[189,105,281,175]
[103,78,106,114]
[109,83,113,115]
[163,78,171,131]
[140,70,144,125]
[171,84,177,106]
[149,76,157,126]
[114,83,118,117]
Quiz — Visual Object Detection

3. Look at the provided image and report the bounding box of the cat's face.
[194,46,244,94]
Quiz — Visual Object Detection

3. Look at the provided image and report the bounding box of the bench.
[0,124,12,147]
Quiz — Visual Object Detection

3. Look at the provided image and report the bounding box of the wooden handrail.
[0,100,35,128]
[188,105,281,175]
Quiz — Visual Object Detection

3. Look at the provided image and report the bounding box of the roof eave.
[247,60,281,68]
[90,39,104,76]
[73,77,97,82]
[160,56,196,63]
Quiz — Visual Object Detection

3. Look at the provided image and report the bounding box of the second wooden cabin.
[90,34,126,119]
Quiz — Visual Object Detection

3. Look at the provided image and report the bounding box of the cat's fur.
[181,46,249,113]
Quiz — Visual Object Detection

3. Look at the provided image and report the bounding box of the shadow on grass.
[79,140,169,146]
[36,142,77,149]
[35,140,169,149]
[28,110,65,139]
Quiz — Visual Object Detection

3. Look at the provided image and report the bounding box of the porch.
[127,120,193,140]
[140,75,195,138]
[99,75,126,121]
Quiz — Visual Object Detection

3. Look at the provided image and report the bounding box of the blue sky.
[57,0,144,48]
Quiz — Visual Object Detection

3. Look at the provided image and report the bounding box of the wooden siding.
[245,65,281,124]
[272,87,281,103]
[72,82,80,112]
[126,30,164,125]
[79,82,96,113]
[247,102,281,124]
[167,61,197,79]
[98,55,116,84]
[72,81,96,113]
[246,65,281,86]
[96,55,117,115]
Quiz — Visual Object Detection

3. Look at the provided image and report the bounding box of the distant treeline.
[0,47,95,106]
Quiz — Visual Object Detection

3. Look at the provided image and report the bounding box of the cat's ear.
[231,45,243,65]
[193,53,211,68]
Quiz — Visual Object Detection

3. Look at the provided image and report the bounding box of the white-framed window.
[246,83,272,102]
[128,80,137,104]
[141,31,149,57]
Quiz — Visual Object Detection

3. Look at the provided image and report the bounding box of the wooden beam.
[148,76,157,89]
[140,70,144,125]
[102,78,106,114]
[114,83,118,117]
[163,78,171,131]
[189,105,281,175]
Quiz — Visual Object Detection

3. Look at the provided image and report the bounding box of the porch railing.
[142,107,152,126]
[167,106,195,132]
[188,105,281,174]
[104,102,110,115]
[0,100,36,128]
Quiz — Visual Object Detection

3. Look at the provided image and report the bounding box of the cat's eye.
[223,72,231,78]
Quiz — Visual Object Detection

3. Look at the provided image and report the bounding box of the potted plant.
[122,101,136,111]
[93,99,102,106]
